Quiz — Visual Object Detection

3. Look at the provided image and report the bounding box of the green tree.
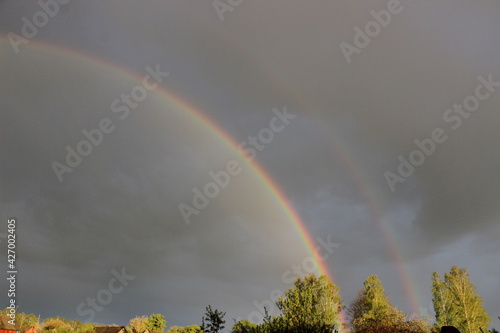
[129,316,149,333]
[15,312,40,329]
[74,323,96,333]
[432,272,454,326]
[41,317,72,333]
[348,275,428,333]
[348,275,402,332]
[232,319,259,333]
[432,266,490,333]
[146,314,167,333]
[201,305,226,333]
[0,310,41,330]
[167,325,202,333]
[275,274,343,332]
[65,320,95,333]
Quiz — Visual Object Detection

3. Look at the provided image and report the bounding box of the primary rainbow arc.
[2,36,422,330]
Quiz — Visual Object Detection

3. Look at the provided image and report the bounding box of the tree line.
[2,265,496,333]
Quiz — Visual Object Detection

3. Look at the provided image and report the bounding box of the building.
[19,327,36,333]
[0,315,18,333]
[0,315,37,333]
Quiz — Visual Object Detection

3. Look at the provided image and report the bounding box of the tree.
[201,305,226,333]
[232,274,344,333]
[232,319,258,333]
[432,272,456,327]
[275,274,343,332]
[432,266,490,333]
[129,314,166,333]
[65,320,95,333]
[348,275,428,333]
[146,314,167,333]
[12,311,40,330]
[129,316,149,333]
[167,325,202,333]
[74,323,96,333]
[348,275,402,332]
[41,317,72,333]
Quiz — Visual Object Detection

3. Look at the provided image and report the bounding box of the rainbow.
[330,141,422,315]
[1,35,419,330]
[226,40,423,315]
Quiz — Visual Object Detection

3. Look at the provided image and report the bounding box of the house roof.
[94,326,126,333]
[0,316,17,331]
[19,326,36,333]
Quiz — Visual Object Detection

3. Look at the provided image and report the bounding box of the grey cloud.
[1,0,499,328]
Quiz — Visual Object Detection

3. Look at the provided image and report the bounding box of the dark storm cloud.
[0,37,316,325]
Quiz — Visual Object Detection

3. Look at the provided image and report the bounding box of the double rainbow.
[1,36,421,329]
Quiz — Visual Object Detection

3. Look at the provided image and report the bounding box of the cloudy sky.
[1,0,499,330]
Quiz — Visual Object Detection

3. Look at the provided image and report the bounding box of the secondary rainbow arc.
[231,41,423,315]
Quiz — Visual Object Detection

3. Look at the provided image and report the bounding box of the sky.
[1,0,499,330]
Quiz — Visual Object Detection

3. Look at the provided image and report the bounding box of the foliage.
[432,272,454,327]
[41,317,72,333]
[128,314,166,333]
[348,275,403,332]
[166,325,202,333]
[201,305,226,333]
[0,266,492,333]
[146,314,167,333]
[63,320,95,333]
[74,323,96,333]
[348,275,429,333]
[262,316,340,333]
[0,311,94,333]
[230,274,343,333]
[275,274,343,332]
[232,319,260,333]
[432,266,490,333]
[0,310,41,330]
[129,316,149,333]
